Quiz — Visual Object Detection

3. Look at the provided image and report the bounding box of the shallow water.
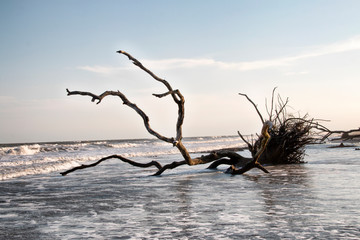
[0,141,359,239]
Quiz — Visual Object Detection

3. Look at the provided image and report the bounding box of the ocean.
[0,136,359,239]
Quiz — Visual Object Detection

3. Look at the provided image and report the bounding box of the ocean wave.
[0,143,91,156]
[0,136,244,156]
[107,143,140,149]
[0,154,104,181]
[0,144,41,156]
[0,136,247,180]
[0,159,82,181]
[184,136,242,145]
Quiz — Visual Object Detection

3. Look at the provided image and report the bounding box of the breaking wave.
[0,136,246,180]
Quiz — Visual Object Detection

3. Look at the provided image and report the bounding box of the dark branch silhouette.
[61,51,331,177]
[61,50,266,176]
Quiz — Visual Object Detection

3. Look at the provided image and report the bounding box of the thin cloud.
[78,35,360,74]
[77,65,122,74]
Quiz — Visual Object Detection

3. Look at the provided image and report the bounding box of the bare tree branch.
[208,153,251,169]
[236,87,335,171]
[66,88,174,144]
[153,160,187,176]
[269,87,277,121]
[239,93,265,124]
[60,155,162,176]
[237,131,253,151]
[63,50,260,176]
[116,50,185,142]
[229,161,269,175]
[276,96,289,122]
[62,51,332,177]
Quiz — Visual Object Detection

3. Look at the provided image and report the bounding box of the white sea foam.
[0,158,82,180]
[1,141,360,239]
[108,143,140,148]
[0,136,246,180]
[0,144,41,156]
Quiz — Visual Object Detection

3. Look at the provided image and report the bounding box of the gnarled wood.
[237,88,331,166]
[66,88,174,144]
[62,50,262,176]
[60,154,162,176]
[61,51,330,177]
[238,92,265,124]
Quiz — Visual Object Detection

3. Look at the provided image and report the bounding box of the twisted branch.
[237,88,332,167]
[66,88,174,144]
[239,92,265,124]
[62,50,261,176]
[117,50,185,142]
[60,155,162,176]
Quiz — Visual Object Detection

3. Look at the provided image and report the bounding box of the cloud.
[78,35,360,73]
[77,65,122,74]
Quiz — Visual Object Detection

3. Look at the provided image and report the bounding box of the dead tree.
[235,88,331,167]
[61,50,266,176]
[318,127,360,142]
[60,51,328,177]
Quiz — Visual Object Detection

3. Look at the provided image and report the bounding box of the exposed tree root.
[61,51,331,177]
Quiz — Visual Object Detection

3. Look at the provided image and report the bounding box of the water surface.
[0,139,359,239]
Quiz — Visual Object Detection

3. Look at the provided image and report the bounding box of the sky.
[1,0,360,143]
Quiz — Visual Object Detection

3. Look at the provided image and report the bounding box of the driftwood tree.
[318,127,360,142]
[235,89,325,168]
[61,51,328,177]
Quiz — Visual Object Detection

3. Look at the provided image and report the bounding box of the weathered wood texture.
[61,51,331,177]
[61,51,263,176]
